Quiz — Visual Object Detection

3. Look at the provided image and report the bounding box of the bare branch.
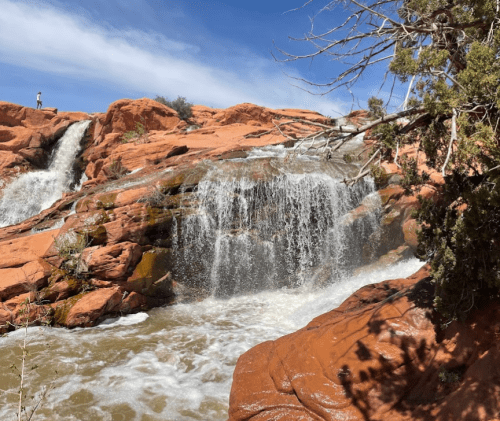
[442,108,457,176]
[284,0,314,14]
[344,148,382,185]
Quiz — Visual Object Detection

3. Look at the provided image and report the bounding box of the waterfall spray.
[175,162,381,296]
[0,120,91,228]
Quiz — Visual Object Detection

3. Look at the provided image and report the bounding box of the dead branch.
[344,148,382,185]
[442,108,457,176]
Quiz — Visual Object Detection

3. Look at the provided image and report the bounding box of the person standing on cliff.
[36,92,42,109]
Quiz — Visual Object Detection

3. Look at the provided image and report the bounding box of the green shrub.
[369,164,390,189]
[122,121,148,144]
[399,156,430,195]
[154,95,193,120]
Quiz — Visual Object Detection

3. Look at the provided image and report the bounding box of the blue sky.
[0,0,407,115]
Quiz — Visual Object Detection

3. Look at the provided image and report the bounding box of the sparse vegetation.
[137,185,167,207]
[154,95,193,121]
[438,366,463,384]
[1,294,52,421]
[105,157,128,180]
[367,97,385,119]
[121,121,149,144]
[53,230,89,278]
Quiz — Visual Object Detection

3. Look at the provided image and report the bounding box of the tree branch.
[442,108,457,176]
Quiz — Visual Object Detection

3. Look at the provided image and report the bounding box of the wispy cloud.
[0,0,346,115]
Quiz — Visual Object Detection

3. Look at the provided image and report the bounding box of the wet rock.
[354,245,414,276]
[117,291,147,313]
[229,265,500,420]
[64,287,122,328]
[124,248,174,298]
[0,99,434,333]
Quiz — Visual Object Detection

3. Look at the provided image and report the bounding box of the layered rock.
[0,98,424,334]
[229,266,500,420]
[0,98,358,332]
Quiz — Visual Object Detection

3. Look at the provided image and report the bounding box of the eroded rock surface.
[229,265,500,421]
[0,101,89,181]
[1,99,372,331]
[0,98,422,332]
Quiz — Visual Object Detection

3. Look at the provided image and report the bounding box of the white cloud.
[0,0,346,116]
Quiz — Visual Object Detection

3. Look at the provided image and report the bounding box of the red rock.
[84,242,142,280]
[0,150,24,168]
[42,280,73,302]
[0,307,12,333]
[83,98,181,174]
[82,99,331,180]
[402,218,419,249]
[0,259,52,301]
[12,303,52,327]
[229,265,500,421]
[0,99,434,336]
[64,287,122,328]
[89,278,114,288]
[0,101,90,175]
[117,291,147,313]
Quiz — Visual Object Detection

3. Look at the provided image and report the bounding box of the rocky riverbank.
[1,98,419,331]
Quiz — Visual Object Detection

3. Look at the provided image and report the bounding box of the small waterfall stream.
[0,120,91,228]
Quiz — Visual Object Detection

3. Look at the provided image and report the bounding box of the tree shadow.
[332,276,500,421]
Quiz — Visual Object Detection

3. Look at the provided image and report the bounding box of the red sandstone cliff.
[0,99,344,330]
[2,98,491,420]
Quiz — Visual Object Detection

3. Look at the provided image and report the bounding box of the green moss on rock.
[96,192,118,210]
[53,292,88,325]
[126,249,174,298]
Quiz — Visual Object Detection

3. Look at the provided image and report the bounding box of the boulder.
[63,287,122,328]
[84,242,142,280]
[124,249,174,298]
[0,259,52,301]
[229,265,500,421]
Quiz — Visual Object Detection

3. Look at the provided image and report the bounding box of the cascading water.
[0,120,91,228]
[0,260,423,421]
[174,160,381,296]
[0,146,424,421]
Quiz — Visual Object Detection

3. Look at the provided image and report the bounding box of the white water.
[0,258,423,421]
[0,120,91,228]
[0,136,421,420]
[175,168,380,296]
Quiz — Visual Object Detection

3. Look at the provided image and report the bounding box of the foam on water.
[175,169,381,295]
[0,259,423,421]
[0,120,91,228]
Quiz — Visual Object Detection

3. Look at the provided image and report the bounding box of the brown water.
[0,259,422,421]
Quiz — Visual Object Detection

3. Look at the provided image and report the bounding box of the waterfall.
[175,161,381,296]
[0,120,91,228]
